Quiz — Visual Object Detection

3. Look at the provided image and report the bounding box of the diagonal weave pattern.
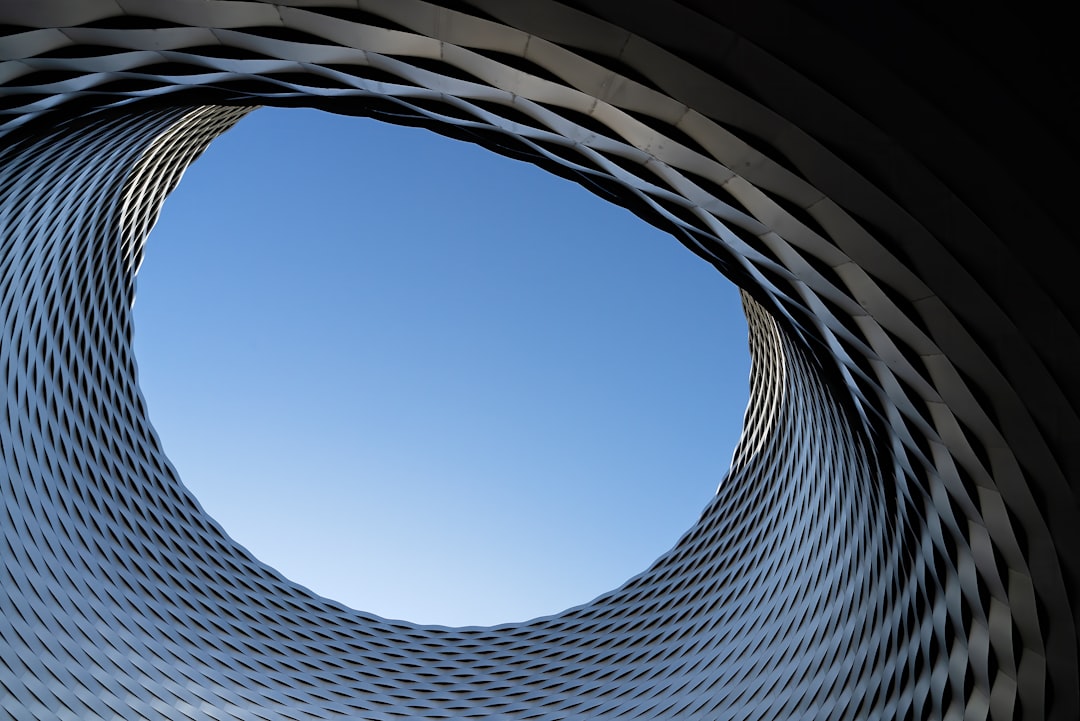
[1,2,1077,719]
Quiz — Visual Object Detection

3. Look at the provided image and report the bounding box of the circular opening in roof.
[133,107,750,627]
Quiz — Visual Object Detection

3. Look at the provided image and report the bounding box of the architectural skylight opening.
[133,106,751,627]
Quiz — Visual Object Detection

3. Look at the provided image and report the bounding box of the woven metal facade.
[1,2,1077,719]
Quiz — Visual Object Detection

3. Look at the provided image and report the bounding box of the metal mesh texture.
[1,2,1077,719]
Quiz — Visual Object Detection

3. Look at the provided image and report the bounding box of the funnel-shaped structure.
[1,2,1077,719]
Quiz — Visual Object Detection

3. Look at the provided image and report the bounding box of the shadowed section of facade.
[0,2,1076,719]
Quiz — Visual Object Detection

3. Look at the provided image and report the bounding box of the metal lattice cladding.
[1,2,1077,720]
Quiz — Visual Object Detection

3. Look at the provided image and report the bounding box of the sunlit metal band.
[1,2,1076,719]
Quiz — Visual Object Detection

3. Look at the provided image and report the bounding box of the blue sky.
[133,106,750,627]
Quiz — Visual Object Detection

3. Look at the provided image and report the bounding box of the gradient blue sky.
[132,106,750,627]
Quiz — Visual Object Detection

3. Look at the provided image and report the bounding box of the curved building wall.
[0,2,1076,719]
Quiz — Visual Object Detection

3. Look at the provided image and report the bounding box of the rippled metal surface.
[1,2,1076,719]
